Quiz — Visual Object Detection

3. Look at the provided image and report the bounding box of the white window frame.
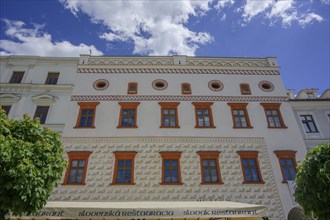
[297,111,323,139]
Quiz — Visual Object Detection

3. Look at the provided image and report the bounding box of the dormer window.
[306,92,314,99]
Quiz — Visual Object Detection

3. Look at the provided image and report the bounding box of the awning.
[15,201,268,219]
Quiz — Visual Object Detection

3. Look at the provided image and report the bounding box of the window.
[197,151,223,184]
[112,151,137,185]
[181,83,191,94]
[327,113,330,121]
[260,103,287,128]
[63,151,92,185]
[160,152,182,185]
[240,83,251,95]
[237,151,264,184]
[228,103,252,128]
[274,151,297,183]
[127,82,138,94]
[192,102,215,128]
[75,102,100,128]
[34,106,49,124]
[117,102,140,128]
[1,105,11,115]
[45,72,60,85]
[306,92,314,99]
[300,115,318,133]
[159,102,180,128]
[9,71,24,83]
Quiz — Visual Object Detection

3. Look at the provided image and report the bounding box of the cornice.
[77,68,279,75]
[70,95,289,102]
[79,56,277,69]
[60,136,265,144]
[0,83,74,93]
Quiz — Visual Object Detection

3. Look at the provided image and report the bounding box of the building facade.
[288,88,330,150]
[1,55,319,220]
[0,56,78,133]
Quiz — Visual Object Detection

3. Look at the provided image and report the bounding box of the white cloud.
[216,0,235,10]
[59,0,213,56]
[321,0,330,4]
[299,13,323,27]
[241,0,324,27]
[0,19,103,56]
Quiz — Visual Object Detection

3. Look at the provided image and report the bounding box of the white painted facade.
[0,56,78,133]
[288,88,330,150]
[49,55,308,220]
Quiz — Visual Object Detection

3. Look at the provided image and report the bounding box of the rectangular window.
[159,102,180,128]
[260,103,287,128]
[228,103,252,128]
[9,71,25,83]
[1,105,11,115]
[160,152,182,185]
[63,151,92,185]
[300,115,318,133]
[274,151,297,183]
[240,83,251,95]
[192,102,215,128]
[45,72,60,85]
[75,102,100,128]
[237,151,264,184]
[117,102,140,128]
[181,83,191,94]
[34,106,49,124]
[197,151,223,185]
[127,82,138,94]
[112,152,137,185]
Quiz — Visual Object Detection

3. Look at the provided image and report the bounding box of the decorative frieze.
[77,68,280,75]
[70,95,289,102]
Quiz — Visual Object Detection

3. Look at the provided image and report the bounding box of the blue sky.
[0,0,329,94]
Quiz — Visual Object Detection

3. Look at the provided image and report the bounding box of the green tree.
[0,109,67,219]
[295,143,330,220]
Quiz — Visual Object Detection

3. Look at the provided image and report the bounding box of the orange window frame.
[112,151,137,185]
[227,103,253,128]
[127,82,138,94]
[237,151,264,184]
[197,151,223,185]
[274,150,297,183]
[260,103,287,128]
[159,152,182,185]
[181,83,191,94]
[240,83,251,95]
[159,102,180,128]
[74,102,100,128]
[63,151,92,185]
[192,102,215,128]
[117,102,140,128]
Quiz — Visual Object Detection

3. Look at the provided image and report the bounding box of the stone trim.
[70,95,289,102]
[77,68,280,75]
[60,136,265,144]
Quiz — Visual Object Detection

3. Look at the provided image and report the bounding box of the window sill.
[160,126,180,129]
[201,182,223,185]
[117,126,138,129]
[233,126,253,129]
[242,181,265,184]
[111,183,136,186]
[62,183,86,186]
[267,126,288,129]
[195,126,216,129]
[73,126,95,129]
[160,183,183,185]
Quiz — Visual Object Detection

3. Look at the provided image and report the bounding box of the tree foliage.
[295,143,330,220]
[0,109,67,218]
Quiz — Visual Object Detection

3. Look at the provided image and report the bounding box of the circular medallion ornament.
[152,79,168,90]
[208,80,224,91]
[93,79,109,91]
[258,81,274,92]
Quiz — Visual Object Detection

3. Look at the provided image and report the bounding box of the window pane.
[71,160,78,167]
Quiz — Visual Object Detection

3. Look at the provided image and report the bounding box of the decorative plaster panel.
[51,136,285,219]
[77,68,280,75]
[70,95,289,102]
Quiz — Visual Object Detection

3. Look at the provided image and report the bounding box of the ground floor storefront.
[11,201,268,220]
